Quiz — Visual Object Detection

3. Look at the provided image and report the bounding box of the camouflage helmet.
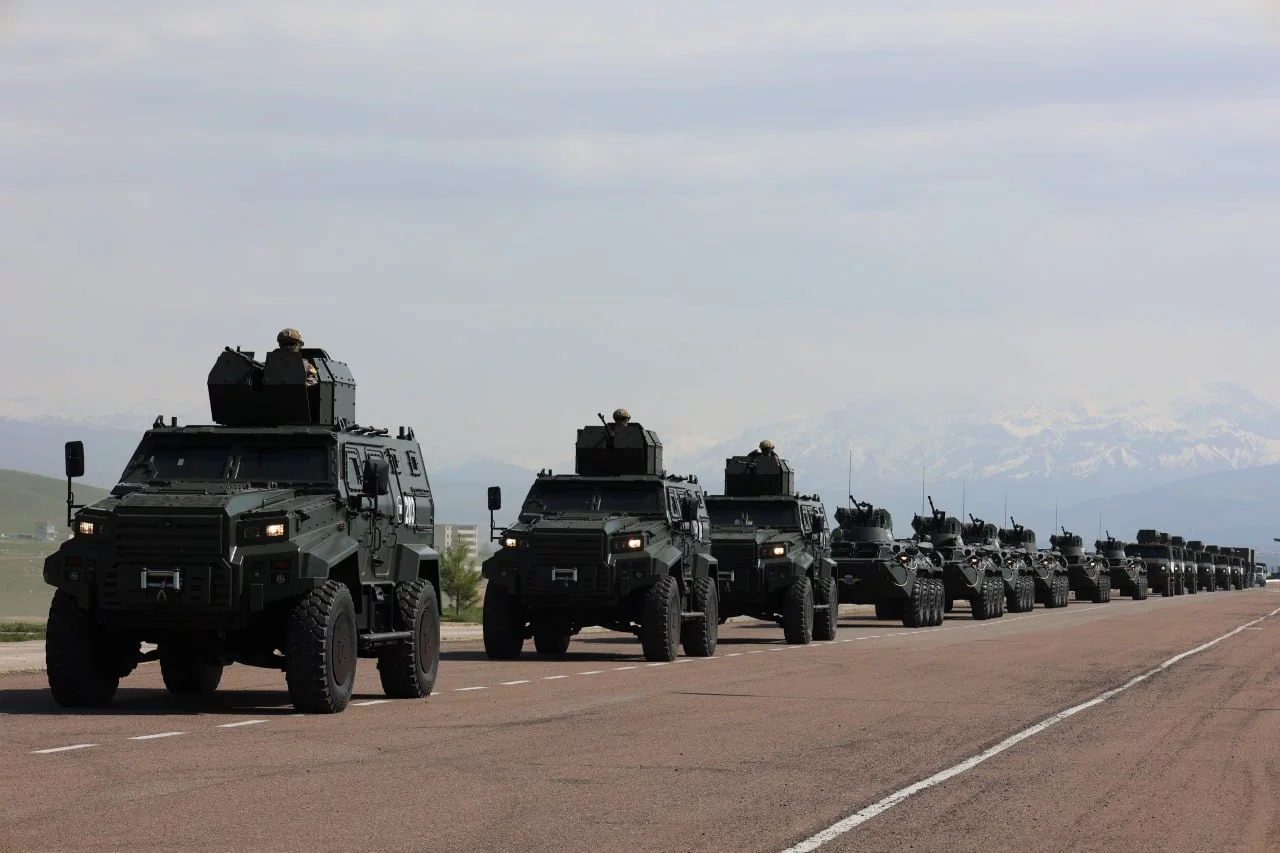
[613,408,631,424]
[277,327,304,347]
[759,439,775,452]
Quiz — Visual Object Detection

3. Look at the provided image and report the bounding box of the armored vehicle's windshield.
[706,499,800,530]
[520,479,665,516]
[118,437,332,485]
[1126,545,1170,558]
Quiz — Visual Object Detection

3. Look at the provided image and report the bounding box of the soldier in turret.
[612,408,631,426]
[275,328,318,387]
[747,439,778,462]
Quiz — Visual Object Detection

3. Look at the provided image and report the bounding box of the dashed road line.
[579,670,603,676]
[778,604,1280,853]
[611,666,637,671]
[455,686,487,692]
[501,680,531,686]
[128,732,184,741]
[543,675,570,680]
[32,744,96,754]
[216,720,267,729]
[352,700,390,706]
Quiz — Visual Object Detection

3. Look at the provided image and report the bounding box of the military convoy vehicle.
[1227,548,1251,589]
[1095,533,1149,600]
[1171,536,1196,595]
[831,499,942,628]
[1049,528,1112,603]
[705,445,838,643]
[44,344,442,714]
[1206,546,1230,591]
[1126,530,1179,597]
[1000,519,1071,609]
[1186,541,1216,592]
[963,517,1027,613]
[481,412,718,662]
[913,498,1004,620]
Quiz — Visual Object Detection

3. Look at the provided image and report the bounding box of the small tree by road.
[439,539,483,616]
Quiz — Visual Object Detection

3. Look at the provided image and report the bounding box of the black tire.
[903,577,929,628]
[930,579,945,626]
[285,580,358,714]
[45,590,131,708]
[972,577,994,620]
[1059,576,1070,607]
[1187,575,1198,595]
[1130,575,1144,601]
[378,579,440,698]
[813,576,839,641]
[159,642,224,696]
[533,619,572,656]
[482,582,526,660]
[1162,575,1174,597]
[640,575,682,662]
[783,576,814,644]
[681,577,719,657]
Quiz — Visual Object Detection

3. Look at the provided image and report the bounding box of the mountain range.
[2,380,1277,553]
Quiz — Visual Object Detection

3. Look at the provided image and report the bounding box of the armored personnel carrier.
[962,517,1024,612]
[1049,528,1109,603]
[1227,547,1251,589]
[1206,546,1231,591]
[1171,536,1196,595]
[1186,541,1216,592]
[999,519,1071,610]
[705,445,838,643]
[44,344,441,713]
[831,499,942,628]
[1095,533,1149,600]
[481,413,718,662]
[1126,530,1179,597]
[913,498,1004,620]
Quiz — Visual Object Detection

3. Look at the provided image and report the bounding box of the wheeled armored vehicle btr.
[1171,536,1196,595]
[481,414,718,662]
[831,498,942,628]
[1186,541,1217,592]
[1049,528,1110,603]
[1126,530,1178,597]
[705,446,838,643]
[913,498,1004,620]
[1095,534,1149,600]
[1000,519,1071,609]
[44,345,442,713]
[963,517,1026,613]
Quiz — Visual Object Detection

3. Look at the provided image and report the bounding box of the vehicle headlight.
[265,523,286,538]
[898,554,910,564]
[240,518,288,544]
[503,536,521,549]
[77,520,96,536]
[611,536,645,552]
[761,544,787,558]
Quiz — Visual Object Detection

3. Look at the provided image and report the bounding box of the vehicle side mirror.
[681,495,699,522]
[65,441,85,479]
[362,456,390,497]
[487,486,502,512]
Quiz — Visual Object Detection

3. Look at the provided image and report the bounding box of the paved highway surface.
[2,591,1278,853]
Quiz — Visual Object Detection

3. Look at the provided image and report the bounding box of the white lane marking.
[32,744,96,754]
[128,732,185,741]
[612,666,637,671]
[543,675,571,680]
[352,700,390,706]
[676,658,695,663]
[726,653,742,657]
[645,662,670,667]
[216,720,267,729]
[779,605,1280,853]
[748,650,766,655]
[455,686,488,692]
[501,680,531,686]
[578,671,603,676]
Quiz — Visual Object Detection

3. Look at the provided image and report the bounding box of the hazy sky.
[4,1,1280,470]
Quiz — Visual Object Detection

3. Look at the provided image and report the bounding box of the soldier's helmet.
[759,439,775,452]
[276,327,304,348]
[613,408,631,424]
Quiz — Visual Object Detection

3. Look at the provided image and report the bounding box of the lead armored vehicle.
[1171,536,1196,595]
[705,444,838,643]
[1049,528,1109,603]
[44,344,442,713]
[831,498,942,628]
[913,498,1004,619]
[481,413,718,662]
[1186,540,1216,592]
[1095,533,1148,600]
[1126,530,1178,597]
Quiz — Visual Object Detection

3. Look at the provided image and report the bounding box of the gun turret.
[207,345,355,428]
[576,418,663,476]
[724,448,795,497]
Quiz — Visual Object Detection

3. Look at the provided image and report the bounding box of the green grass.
[440,606,483,623]
[0,468,110,536]
[0,620,45,641]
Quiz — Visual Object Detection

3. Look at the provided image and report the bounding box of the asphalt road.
[2,590,1278,853]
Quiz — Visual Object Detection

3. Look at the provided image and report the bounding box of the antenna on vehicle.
[847,450,852,510]
[961,479,966,522]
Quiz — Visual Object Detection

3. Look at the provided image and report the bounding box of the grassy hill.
[0,468,110,537]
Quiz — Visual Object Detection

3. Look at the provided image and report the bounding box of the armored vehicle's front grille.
[522,534,610,596]
[532,535,605,569]
[114,514,224,563]
[714,541,758,573]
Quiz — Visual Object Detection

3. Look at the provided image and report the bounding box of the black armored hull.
[833,556,912,605]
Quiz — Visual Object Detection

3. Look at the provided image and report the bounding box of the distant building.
[437,524,479,558]
[34,522,57,542]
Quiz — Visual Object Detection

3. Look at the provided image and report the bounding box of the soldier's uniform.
[275,328,318,387]
[747,439,777,462]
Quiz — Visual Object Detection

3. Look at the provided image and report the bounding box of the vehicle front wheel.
[378,579,441,698]
[640,576,681,662]
[783,577,814,644]
[285,580,358,714]
[681,577,719,657]
[482,583,526,660]
[46,591,133,708]
[813,576,839,640]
